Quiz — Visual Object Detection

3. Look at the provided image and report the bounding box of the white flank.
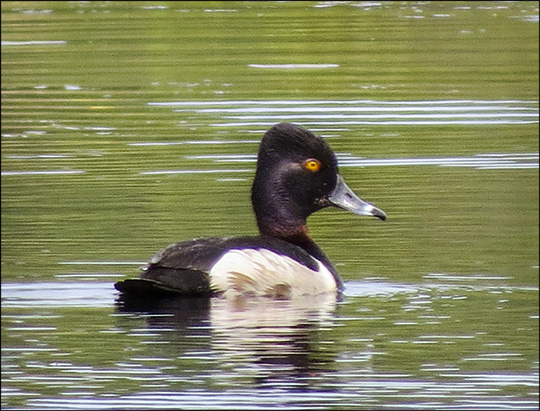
[210,249,337,298]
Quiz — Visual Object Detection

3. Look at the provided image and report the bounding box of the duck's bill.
[328,175,387,221]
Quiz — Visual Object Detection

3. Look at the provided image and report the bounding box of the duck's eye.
[303,159,322,173]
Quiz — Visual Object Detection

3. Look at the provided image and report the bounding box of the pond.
[1,1,538,409]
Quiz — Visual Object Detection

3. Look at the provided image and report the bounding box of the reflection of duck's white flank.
[210,293,337,349]
[210,292,337,326]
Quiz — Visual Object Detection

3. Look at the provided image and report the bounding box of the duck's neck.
[255,208,326,258]
[259,222,313,248]
[253,192,311,243]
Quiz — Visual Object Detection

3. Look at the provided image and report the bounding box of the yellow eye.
[303,159,322,172]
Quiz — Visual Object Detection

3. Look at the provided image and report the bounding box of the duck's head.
[251,123,386,239]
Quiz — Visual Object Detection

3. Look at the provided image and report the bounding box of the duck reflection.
[115,293,338,387]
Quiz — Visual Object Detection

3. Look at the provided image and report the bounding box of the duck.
[114,123,386,299]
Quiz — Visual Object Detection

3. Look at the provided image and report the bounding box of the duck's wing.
[114,269,212,296]
[115,238,230,296]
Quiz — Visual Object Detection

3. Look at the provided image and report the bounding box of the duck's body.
[115,123,386,299]
[118,236,339,298]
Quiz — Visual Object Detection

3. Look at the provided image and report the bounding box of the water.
[2,279,538,409]
[1,1,538,409]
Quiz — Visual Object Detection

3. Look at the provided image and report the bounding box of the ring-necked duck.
[115,123,386,299]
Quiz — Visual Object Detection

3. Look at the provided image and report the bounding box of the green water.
[1,1,538,409]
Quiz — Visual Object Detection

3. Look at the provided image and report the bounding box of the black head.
[251,123,385,239]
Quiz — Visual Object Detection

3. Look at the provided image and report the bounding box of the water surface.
[2,1,538,409]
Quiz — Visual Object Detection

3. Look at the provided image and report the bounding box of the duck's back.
[114,236,340,298]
